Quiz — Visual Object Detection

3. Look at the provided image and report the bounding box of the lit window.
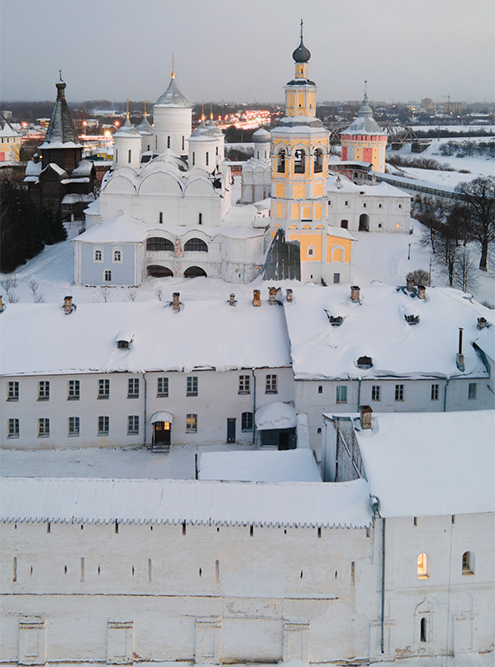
[417,553,429,579]
[431,384,439,401]
[94,248,103,262]
[462,551,474,575]
[468,383,477,400]
[8,381,19,401]
[371,385,381,401]
[336,385,347,403]
[104,270,112,282]
[241,412,253,431]
[128,378,139,398]
[157,377,168,397]
[238,375,250,394]
[395,384,404,401]
[98,416,109,435]
[68,417,80,436]
[67,380,80,400]
[187,376,198,396]
[128,415,139,435]
[265,374,277,393]
[113,248,122,263]
[186,413,197,432]
[38,418,50,437]
[98,379,110,399]
[8,418,19,438]
[38,381,50,401]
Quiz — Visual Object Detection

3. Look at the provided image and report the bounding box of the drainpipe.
[252,368,257,446]
[380,517,386,654]
[357,378,362,412]
[142,373,147,446]
[443,377,450,412]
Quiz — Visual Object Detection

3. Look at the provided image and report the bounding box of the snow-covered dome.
[114,116,141,138]
[253,127,271,143]
[344,92,386,136]
[155,77,190,108]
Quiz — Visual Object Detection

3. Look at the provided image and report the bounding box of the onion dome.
[292,24,311,63]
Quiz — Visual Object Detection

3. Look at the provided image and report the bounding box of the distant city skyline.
[1,0,494,104]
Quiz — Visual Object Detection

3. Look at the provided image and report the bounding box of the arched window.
[294,148,306,174]
[462,551,474,575]
[94,248,103,262]
[128,150,131,163]
[147,265,173,278]
[184,266,207,278]
[277,149,286,174]
[206,152,209,166]
[184,238,208,252]
[167,136,170,149]
[307,245,315,257]
[146,237,174,252]
[332,246,344,262]
[314,148,324,173]
[159,212,163,224]
[113,248,122,263]
[104,270,112,282]
[420,617,428,643]
[417,553,429,579]
[192,152,195,166]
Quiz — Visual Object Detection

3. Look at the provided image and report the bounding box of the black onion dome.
[292,36,311,63]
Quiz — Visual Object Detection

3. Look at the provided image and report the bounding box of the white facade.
[241,128,272,204]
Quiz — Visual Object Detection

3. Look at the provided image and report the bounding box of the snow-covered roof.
[61,193,95,205]
[327,173,410,198]
[198,449,321,483]
[41,162,67,177]
[74,215,147,243]
[255,402,297,430]
[0,477,372,528]
[342,94,387,136]
[283,284,495,380]
[136,115,153,135]
[0,112,21,137]
[253,127,271,143]
[113,116,141,138]
[23,159,42,183]
[0,297,292,376]
[154,76,191,108]
[355,410,495,517]
[39,80,82,149]
[71,160,94,177]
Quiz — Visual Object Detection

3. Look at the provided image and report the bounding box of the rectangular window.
[336,385,347,403]
[431,384,439,401]
[128,378,139,398]
[98,379,110,399]
[238,375,250,394]
[8,381,19,401]
[157,377,169,397]
[468,382,477,400]
[241,412,253,431]
[104,270,111,281]
[8,418,19,438]
[38,381,50,400]
[186,413,197,432]
[186,376,198,397]
[68,417,80,436]
[395,384,404,401]
[371,385,381,401]
[333,273,340,284]
[128,415,139,434]
[38,418,50,437]
[98,416,109,435]
[265,374,277,394]
[68,380,80,400]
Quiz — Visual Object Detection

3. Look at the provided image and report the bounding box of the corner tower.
[270,22,329,230]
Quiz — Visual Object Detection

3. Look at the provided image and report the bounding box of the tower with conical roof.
[153,56,192,157]
[340,84,387,173]
[113,101,142,169]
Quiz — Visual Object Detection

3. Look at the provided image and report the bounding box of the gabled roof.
[39,80,82,149]
[0,112,20,138]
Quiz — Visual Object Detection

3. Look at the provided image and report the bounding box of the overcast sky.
[1,0,494,105]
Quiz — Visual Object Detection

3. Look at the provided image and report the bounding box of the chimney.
[172,292,180,312]
[63,296,73,314]
[417,285,426,300]
[268,287,277,305]
[456,327,465,371]
[477,317,487,330]
[253,289,261,307]
[286,288,293,303]
[360,405,373,430]
[229,293,236,307]
[350,286,361,303]
[406,277,414,292]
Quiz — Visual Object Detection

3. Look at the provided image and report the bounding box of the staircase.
[151,441,170,454]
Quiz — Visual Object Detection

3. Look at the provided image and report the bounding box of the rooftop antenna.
[59,69,63,82]
[171,53,175,79]
[126,98,129,119]
[364,80,368,101]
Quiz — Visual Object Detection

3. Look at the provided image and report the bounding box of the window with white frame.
[113,248,122,263]
[371,385,381,401]
[128,378,139,398]
[157,377,169,397]
[68,417,80,436]
[186,413,197,432]
[8,381,19,401]
[98,379,110,399]
[238,375,250,394]
[98,416,109,435]
[336,385,347,403]
[8,418,19,438]
[431,384,439,401]
[38,381,50,400]
[265,374,277,393]
[468,382,477,400]
[68,380,80,400]
[128,415,139,434]
[94,247,103,262]
[104,270,112,282]
[186,376,198,396]
[307,245,315,257]
[395,384,404,401]
[241,412,253,431]
[38,418,50,437]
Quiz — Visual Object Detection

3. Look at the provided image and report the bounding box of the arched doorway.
[147,265,173,277]
[184,266,207,278]
[359,214,370,231]
[151,411,173,453]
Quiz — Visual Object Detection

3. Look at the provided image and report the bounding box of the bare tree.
[455,176,495,271]
[28,279,44,303]
[155,288,163,302]
[1,277,19,303]
[406,269,430,286]
[435,233,458,286]
[100,286,109,303]
[453,247,479,293]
